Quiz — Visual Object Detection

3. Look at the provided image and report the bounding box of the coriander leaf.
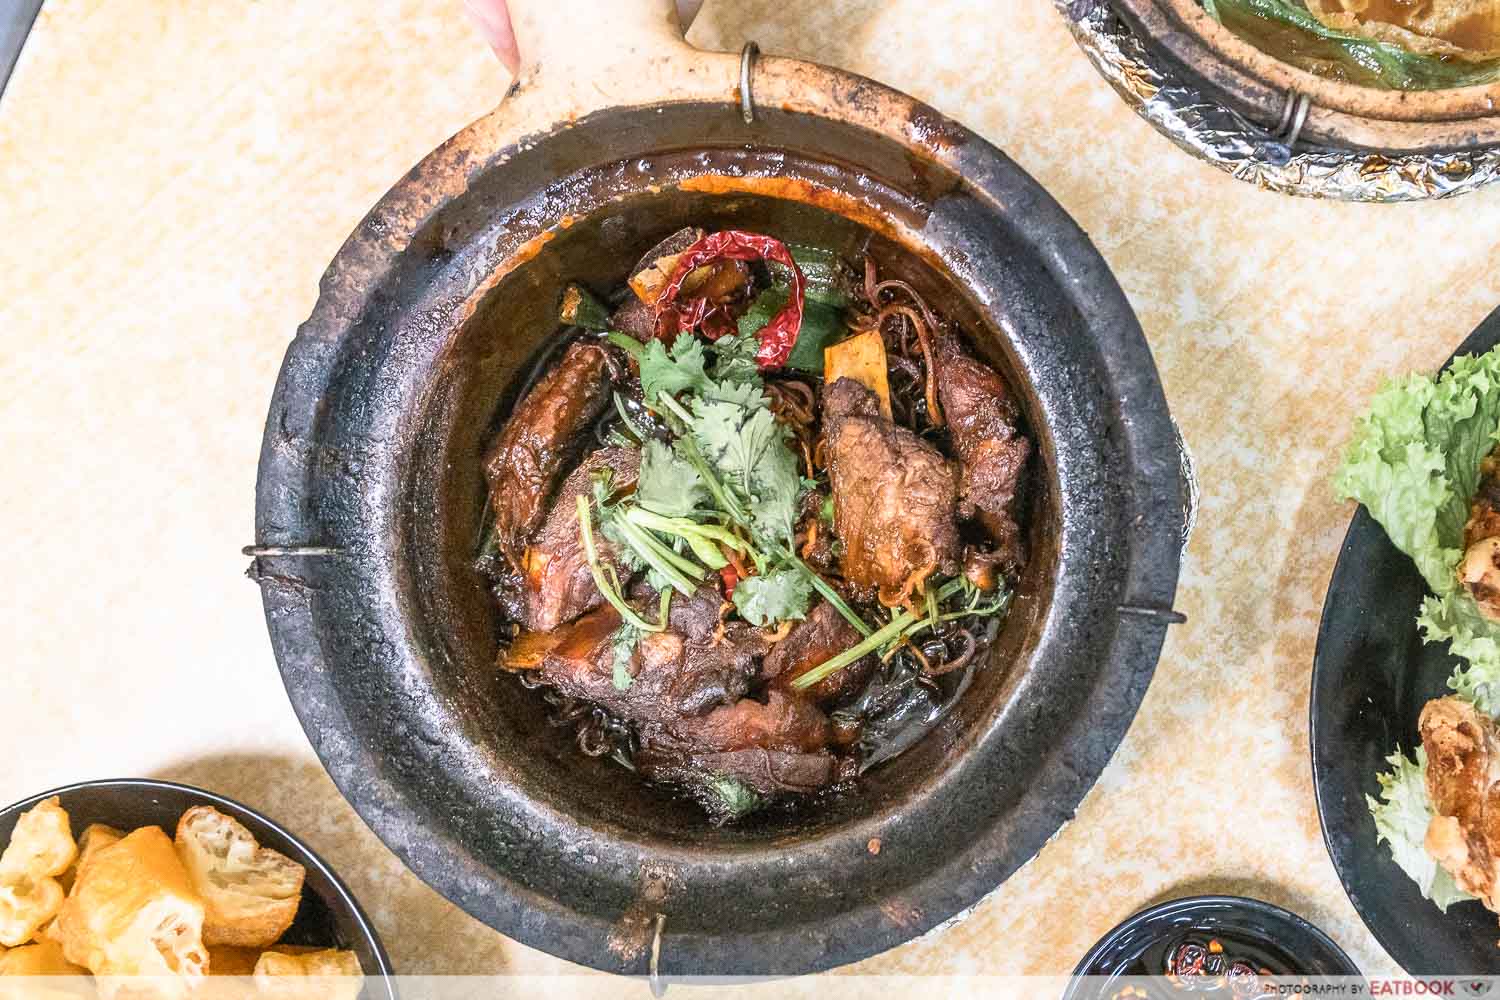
[747,420,803,545]
[688,391,803,548]
[599,516,643,573]
[697,402,779,492]
[638,334,710,405]
[690,397,751,469]
[732,568,813,626]
[636,439,708,517]
[706,775,762,821]
[699,377,768,412]
[610,625,640,690]
[710,329,762,385]
[1367,745,1474,911]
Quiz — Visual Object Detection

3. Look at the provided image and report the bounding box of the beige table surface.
[5,0,1500,981]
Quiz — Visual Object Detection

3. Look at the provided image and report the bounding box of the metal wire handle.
[740,41,760,124]
[1275,89,1311,148]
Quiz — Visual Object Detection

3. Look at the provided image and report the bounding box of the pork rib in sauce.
[823,377,962,605]
[763,600,874,705]
[934,334,1030,574]
[637,691,839,796]
[517,447,638,632]
[483,340,616,565]
[506,592,767,726]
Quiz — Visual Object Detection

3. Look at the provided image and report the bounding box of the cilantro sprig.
[603,332,868,633]
[791,577,1011,691]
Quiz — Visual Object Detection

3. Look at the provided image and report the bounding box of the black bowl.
[1313,304,1500,975]
[1067,894,1360,995]
[0,779,394,992]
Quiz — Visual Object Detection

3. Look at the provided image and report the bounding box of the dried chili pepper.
[654,230,806,369]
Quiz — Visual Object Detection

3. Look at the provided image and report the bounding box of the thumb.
[463,0,521,76]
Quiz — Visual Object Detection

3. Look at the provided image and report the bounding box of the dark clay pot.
[251,17,1187,976]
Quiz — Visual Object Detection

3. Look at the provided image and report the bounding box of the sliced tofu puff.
[206,946,261,977]
[53,826,208,987]
[60,824,124,897]
[0,798,76,948]
[0,939,87,976]
[0,940,91,1000]
[71,826,123,885]
[253,949,363,1000]
[0,878,65,948]
[174,807,305,949]
[0,800,77,882]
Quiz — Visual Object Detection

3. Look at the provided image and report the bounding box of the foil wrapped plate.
[1057,0,1500,201]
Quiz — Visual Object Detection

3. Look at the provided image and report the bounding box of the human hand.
[463,0,521,75]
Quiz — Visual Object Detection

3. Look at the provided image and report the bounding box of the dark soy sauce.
[1100,929,1307,999]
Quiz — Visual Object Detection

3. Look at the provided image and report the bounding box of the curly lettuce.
[1335,350,1500,702]
[1368,747,1475,910]
[1337,349,1500,908]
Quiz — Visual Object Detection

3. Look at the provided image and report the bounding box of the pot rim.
[253,52,1185,974]
[1113,0,1500,152]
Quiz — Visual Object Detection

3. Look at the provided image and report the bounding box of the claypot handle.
[504,0,703,112]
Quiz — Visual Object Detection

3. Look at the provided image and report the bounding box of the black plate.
[1312,305,1500,975]
[0,779,394,993]
[1066,894,1359,997]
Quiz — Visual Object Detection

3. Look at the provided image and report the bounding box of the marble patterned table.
[3,0,1499,979]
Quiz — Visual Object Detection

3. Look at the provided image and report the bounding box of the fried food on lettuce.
[1420,696,1500,915]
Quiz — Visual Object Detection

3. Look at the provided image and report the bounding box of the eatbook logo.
[1459,982,1493,999]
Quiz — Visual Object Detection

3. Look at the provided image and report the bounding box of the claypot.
[251,0,1186,976]
[1111,0,1500,152]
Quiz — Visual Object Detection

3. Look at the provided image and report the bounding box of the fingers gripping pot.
[250,0,1186,976]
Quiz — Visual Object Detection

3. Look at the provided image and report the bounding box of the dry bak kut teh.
[1201,0,1500,89]
[478,227,1033,823]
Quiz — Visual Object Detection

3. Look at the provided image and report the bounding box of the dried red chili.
[653,230,806,369]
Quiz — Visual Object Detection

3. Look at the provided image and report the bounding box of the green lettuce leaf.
[1367,746,1475,911]
[1335,349,1500,627]
[1420,593,1500,716]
